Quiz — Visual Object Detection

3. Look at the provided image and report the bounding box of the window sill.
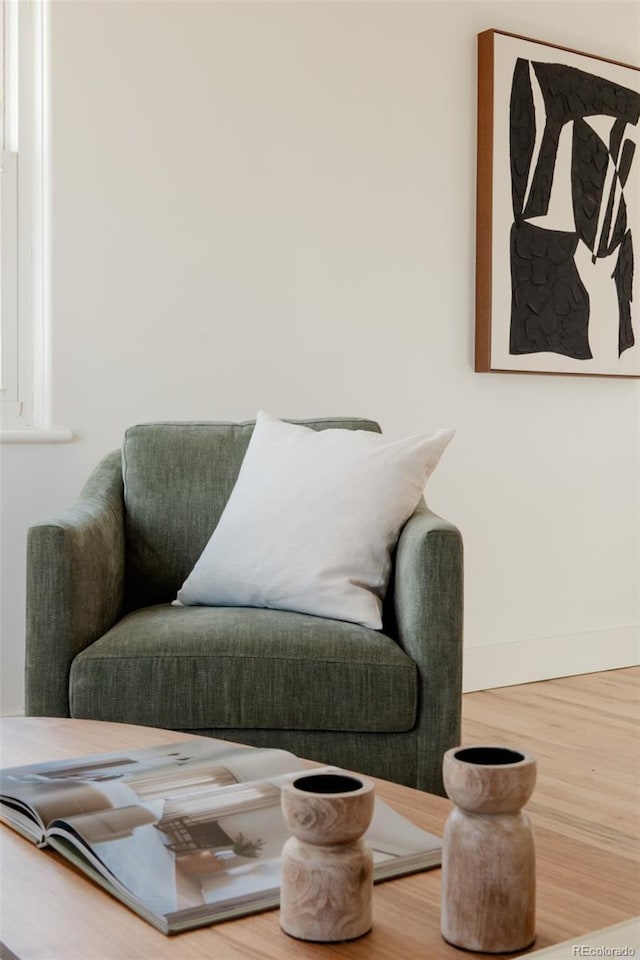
[1,427,74,444]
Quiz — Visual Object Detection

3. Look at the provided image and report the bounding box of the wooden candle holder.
[441,745,537,954]
[280,771,375,942]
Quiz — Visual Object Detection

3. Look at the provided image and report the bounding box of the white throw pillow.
[176,411,454,629]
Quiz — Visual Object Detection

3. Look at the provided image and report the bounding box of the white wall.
[1,1,638,715]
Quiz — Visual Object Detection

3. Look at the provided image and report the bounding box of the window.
[0,0,69,440]
[1,0,21,427]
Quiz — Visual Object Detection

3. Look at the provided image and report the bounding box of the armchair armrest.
[391,505,463,793]
[25,450,125,717]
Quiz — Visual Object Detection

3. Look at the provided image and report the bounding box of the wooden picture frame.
[475,30,640,377]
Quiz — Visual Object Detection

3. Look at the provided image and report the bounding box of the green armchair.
[25,418,463,795]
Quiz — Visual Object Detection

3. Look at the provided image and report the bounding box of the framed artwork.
[475,29,640,377]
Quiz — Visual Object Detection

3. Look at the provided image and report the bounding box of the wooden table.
[1,718,637,960]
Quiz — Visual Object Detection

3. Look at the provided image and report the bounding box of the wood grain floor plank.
[461,666,640,864]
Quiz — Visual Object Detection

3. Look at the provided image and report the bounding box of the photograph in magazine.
[0,738,440,930]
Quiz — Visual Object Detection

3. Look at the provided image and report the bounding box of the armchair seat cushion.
[69,605,417,733]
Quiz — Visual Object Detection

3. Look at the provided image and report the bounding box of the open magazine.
[0,737,441,934]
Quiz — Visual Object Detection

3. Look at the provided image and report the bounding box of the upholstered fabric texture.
[70,606,417,732]
[26,418,463,795]
[122,417,381,610]
[26,450,126,718]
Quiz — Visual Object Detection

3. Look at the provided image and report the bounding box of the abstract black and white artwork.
[476,30,640,377]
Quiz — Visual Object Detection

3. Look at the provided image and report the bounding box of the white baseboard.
[463,624,639,693]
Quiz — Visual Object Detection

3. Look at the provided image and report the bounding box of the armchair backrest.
[122,418,381,610]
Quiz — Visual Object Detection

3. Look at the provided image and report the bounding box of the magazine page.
[0,738,305,845]
[367,796,442,878]
[1,739,443,934]
[48,768,334,932]
[45,767,441,934]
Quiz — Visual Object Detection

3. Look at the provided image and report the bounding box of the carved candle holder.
[441,745,537,954]
[280,771,375,942]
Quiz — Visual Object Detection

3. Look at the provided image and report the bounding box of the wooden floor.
[461,666,640,863]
